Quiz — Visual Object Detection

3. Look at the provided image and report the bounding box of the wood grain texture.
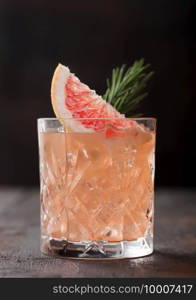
[0,188,195,278]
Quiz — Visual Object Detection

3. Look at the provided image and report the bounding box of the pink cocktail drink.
[38,118,156,259]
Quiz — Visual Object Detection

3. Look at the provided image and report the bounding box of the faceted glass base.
[41,236,153,259]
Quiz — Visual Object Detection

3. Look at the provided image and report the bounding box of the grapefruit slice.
[51,63,135,132]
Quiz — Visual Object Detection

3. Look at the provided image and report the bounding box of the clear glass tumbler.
[38,118,156,259]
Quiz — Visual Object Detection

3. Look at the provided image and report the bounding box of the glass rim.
[37,117,157,122]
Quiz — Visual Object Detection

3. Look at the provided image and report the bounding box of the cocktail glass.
[38,118,156,259]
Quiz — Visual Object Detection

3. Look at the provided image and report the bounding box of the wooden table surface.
[0,188,195,278]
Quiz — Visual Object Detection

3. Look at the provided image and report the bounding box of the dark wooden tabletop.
[0,188,195,278]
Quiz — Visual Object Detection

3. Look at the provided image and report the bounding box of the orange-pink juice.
[39,127,155,242]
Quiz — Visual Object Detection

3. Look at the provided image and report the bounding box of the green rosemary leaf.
[106,78,110,88]
[121,93,148,114]
[103,59,154,116]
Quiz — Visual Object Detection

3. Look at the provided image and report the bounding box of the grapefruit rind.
[51,63,93,132]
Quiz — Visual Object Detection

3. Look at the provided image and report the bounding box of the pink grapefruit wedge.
[51,63,135,132]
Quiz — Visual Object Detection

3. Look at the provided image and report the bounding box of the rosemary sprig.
[103,59,154,116]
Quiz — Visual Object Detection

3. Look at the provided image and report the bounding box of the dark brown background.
[0,0,196,187]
